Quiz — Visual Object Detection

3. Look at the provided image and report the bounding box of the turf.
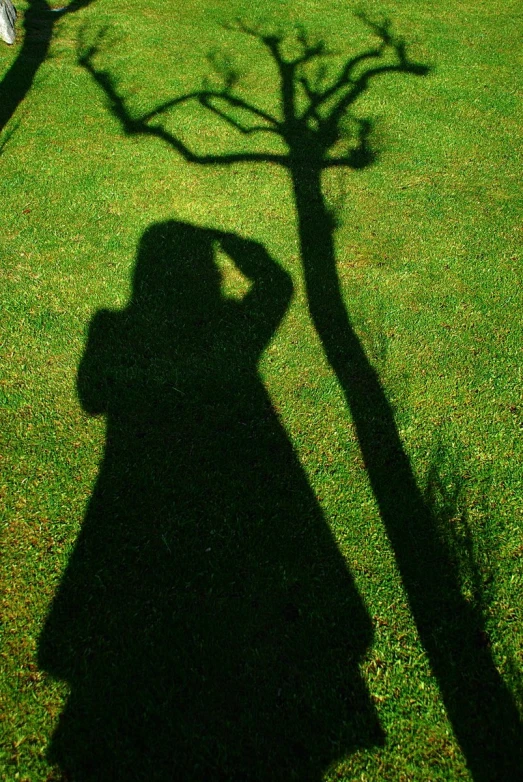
[1,0,522,779]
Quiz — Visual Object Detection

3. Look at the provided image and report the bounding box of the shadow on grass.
[39,13,523,781]
[39,223,384,780]
[0,0,94,135]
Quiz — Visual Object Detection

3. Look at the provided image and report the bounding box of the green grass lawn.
[1,0,522,779]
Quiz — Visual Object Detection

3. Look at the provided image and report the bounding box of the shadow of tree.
[0,0,95,135]
[68,14,523,779]
[39,223,384,780]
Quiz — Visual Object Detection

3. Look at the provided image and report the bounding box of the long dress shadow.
[38,221,384,781]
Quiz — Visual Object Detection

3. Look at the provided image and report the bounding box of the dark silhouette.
[39,222,384,780]
[0,0,95,135]
[74,16,523,780]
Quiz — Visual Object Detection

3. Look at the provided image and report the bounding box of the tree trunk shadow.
[0,0,95,136]
[292,162,523,782]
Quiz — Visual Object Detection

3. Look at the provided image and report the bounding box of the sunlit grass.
[1,0,522,778]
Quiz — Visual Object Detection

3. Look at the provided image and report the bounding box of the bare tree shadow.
[0,0,95,136]
[70,14,523,780]
[39,222,384,780]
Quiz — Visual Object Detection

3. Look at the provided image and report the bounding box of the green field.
[1,0,522,779]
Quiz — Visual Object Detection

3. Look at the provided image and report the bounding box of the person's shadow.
[38,221,384,781]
